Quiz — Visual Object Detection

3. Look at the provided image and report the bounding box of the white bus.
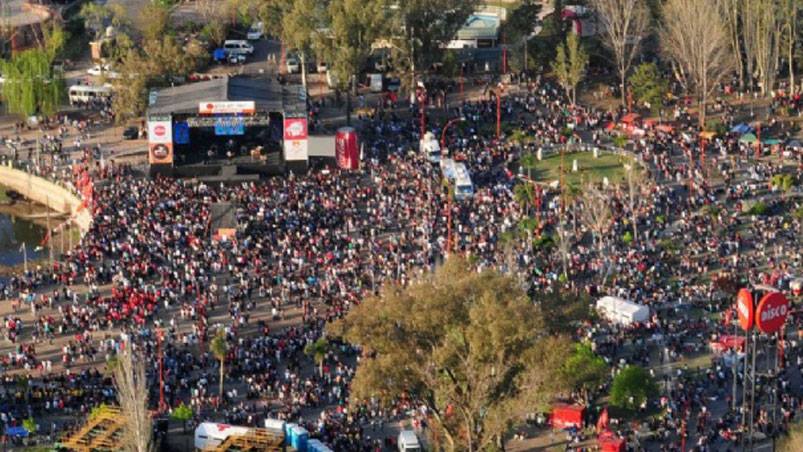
[453,162,474,200]
[68,84,112,106]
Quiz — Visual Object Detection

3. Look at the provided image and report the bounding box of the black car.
[122,126,139,140]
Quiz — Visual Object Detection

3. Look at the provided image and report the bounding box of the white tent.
[596,296,650,326]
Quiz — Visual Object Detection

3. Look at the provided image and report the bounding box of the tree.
[282,0,325,88]
[513,182,535,216]
[197,0,231,46]
[590,0,649,106]
[660,0,732,127]
[113,347,153,452]
[170,402,194,433]
[388,0,476,100]
[622,163,644,242]
[304,337,330,377]
[741,0,782,97]
[717,0,744,89]
[0,26,66,118]
[79,2,113,39]
[579,182,613,283]
[552,33,588,106]
[210,331,229,401]
[628,62,667,114]
[780,0,801,94]
[560,344,608,403]
[137,3,171,43]
[609,365,658,411]
[329,257,571,451]
[111,49,148,122]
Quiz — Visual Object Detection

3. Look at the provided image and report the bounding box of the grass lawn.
[0,185,10,204]
[523,152,638,187]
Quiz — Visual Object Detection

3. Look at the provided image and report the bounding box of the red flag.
[596,407,609,434]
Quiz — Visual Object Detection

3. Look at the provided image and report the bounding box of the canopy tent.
[596,296,650,326]
[762,138,782,145]
[620,113,640,124]
[710,335,746,354]
[731,123,753,135]
[699,131,717,140]
[598,431,625,452]
[551,404,585,429]
[739,133,758,144]
[786,139,802,149]
[5,426,29,438]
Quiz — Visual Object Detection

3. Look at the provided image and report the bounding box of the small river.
[0,211,46,267]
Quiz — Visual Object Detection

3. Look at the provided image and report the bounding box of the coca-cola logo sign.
[736,288,754,332]
[755,292,789,334]
[153,125,166,137]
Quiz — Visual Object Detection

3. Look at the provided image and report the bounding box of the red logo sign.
[736,288,754,331]
[755,292,789,334]
[153,125,166,137]
[284,118,307,140]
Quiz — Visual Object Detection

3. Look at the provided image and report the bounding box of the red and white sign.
[335,127,359,170]
[755,292,789,334]
[198,101,256,115]
[283,118,308,161]
[283,117,308,140]
[147,119,172,144]
[736,288,754,332]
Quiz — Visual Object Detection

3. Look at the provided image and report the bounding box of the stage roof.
[147,76,307,116]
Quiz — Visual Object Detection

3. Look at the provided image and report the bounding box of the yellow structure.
[211,427,284,452]
[60,405,126,452]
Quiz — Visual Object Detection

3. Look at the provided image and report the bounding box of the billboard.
[335,127,359,169]
[755,292,789,334]
[198,101,256,115]
[736,288,754,331]
[283,117,308,161]
[214,117,245,136]
[149,142,173,165]
[148,117,173,165]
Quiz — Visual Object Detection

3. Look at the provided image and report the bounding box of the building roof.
[147,76,307,116]
[455,14,501,41]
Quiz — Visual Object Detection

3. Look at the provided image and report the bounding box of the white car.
[87,64,119,79]
[316,61,327,73]
[286,57,300,74]
[246,22,264,40]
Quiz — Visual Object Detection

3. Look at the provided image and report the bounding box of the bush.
[747,201,769,216]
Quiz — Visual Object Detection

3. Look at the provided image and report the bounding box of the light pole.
[156,328,167,414]
[417,82,427,138]
[440,116,466,149]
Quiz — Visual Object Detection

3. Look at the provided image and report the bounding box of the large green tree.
[0,26,66,118]
[552,32,588,106]
[330,257,570,451]
[388,0,477,98]
[282,0,326,88]
[559,343,608,403]
[609,365,657,411]
[628,62,668,114]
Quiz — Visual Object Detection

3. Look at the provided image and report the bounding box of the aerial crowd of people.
[0,70,800,451]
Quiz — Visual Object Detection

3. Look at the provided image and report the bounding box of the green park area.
[522,151,639,188]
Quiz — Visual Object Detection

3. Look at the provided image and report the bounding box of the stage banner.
[283,117,308,161]
[199,101,256,115]
[147,116,173,165]
[149,142,173,165]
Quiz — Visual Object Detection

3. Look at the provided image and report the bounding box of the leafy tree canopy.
[609,365,658,411]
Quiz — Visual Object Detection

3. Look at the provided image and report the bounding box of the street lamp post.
[440,116,466,149]
[417,83,427,138]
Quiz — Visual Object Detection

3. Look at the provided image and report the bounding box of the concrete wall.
[0,164,92,233]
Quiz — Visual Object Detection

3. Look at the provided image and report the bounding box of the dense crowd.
[0,72,800,451]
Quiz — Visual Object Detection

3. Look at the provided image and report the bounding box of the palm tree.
[513,182,535,216]
[304,337,330,377]
[210,331,229,401]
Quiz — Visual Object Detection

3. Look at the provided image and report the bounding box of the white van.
[68,84,113,106]
[398,430,422,451]
[194,422,250,450]
[420,131,441,163]
[453,162,474,200]
[223,40,254,56]
[246,22,264,40]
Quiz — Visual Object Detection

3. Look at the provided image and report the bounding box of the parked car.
[286,56,300,74]
[223,40,254,56]
[122,126,139,140]
[87,64,119,79]
[246,22,264,40]
[316,61,327,73]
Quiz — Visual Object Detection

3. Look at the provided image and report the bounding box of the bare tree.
[717,0,745,89]
[113,346,153,452]
[741,0,783,97]
[591,0,649,106]
[781,0,800,94]
[579,183,613,284]
[660,0,733,127]
[623,164,644,243]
